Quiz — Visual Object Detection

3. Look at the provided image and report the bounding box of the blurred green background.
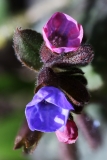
[0,0,107,160]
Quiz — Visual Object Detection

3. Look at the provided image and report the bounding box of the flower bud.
[55,120,78,144]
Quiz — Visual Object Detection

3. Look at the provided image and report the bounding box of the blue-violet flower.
[43,12,83,54]
[25,86,74,132]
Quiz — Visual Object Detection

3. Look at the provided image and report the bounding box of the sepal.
[49,44,94,68]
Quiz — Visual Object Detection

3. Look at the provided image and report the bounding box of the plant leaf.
[58,74,90,106]
[14,120,43,154]
[49,44,94,68]
[13,28,43,71]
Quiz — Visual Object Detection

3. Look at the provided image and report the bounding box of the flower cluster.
[25,12,84,144]
[13,8,95,152]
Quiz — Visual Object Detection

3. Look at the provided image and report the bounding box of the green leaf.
[13,28,43,71]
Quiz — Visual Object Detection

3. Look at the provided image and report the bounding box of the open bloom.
[43,12,83,54]
[25,86,74,132]
[55,120,78,144]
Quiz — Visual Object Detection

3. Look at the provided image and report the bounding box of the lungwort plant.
[13,12,94,153]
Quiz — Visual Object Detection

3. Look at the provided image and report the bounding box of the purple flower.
[42,12,83,54]
[25,86,74,132]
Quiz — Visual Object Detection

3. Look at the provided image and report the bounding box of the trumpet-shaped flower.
[25,86,74,132]
[43,12,83,54]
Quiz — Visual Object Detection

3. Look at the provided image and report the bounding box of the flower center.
[42,100,49,105]
[48,31,68,48]
[39,100,54,111]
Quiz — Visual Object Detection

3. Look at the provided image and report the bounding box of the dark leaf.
[49,44,94,68]
[35,67,59,93]
[13,28,43,71]
[14,120,43,154]
[72,74,88,86]
[40,42,59,63]
[37,67,89,107]
[58,75,90,106]
[37,67,58,87]
[53,66,84,74]
[55,66,87,85]
[72,105,83,114]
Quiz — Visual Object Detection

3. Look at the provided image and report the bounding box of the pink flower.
[42,12,83,54]
[55,120,78,144]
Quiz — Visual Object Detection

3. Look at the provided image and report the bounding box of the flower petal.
[25,86,73,132]
[42,12,83,54]
[27,86,74,110]
[25,101,69,132]
[43,86,74,110]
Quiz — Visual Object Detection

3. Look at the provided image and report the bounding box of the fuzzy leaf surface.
[13,28,43,71]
